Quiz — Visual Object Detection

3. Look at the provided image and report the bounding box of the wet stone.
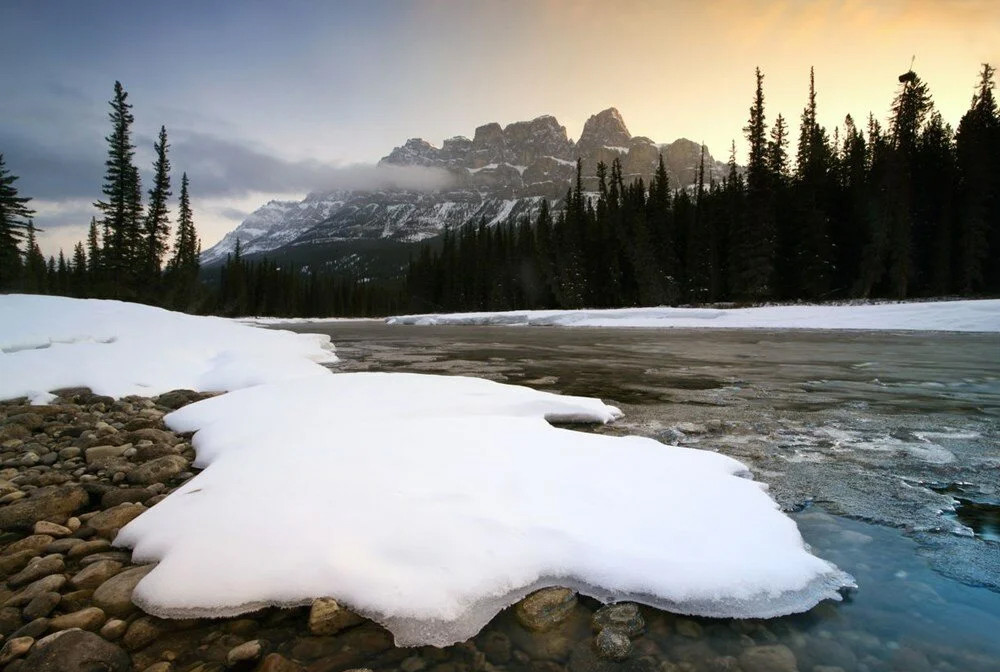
[594,627,632,661]
[227,638,265,665]
[8,553,65,587]
[515,587,579,631]
[739,644,799,672]
[92,564,154,617]
[308,597,364,635]
[0,636,34,666]
[592,603,645,638]
[49,606,106,632]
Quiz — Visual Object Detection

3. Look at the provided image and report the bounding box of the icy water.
[285,322,1000,670]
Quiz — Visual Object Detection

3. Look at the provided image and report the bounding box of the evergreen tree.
[954,64,999,292]
[95,81,143,296]
[736,68,776,300]
[86,217,102,276]
[23,222,46,293]
[0,154,35,289]
[142,125,172,286]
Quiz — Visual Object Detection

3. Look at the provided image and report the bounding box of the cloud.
[171,131,455,198]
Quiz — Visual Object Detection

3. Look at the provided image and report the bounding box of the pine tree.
[71,242,87,296]
[885,71,935,297]
[955,64,999,292]
[86,217,101,276]
[23,221,46,293]
[142,125,171,285]
[95,81,142,296]
[737,67,776,300]
[165,173,201,309]
[0,154,35,289]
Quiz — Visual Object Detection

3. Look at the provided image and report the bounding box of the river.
[282,321,1000,670]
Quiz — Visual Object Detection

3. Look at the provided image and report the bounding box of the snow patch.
[118,372,852,646]
[386,300,1000,332]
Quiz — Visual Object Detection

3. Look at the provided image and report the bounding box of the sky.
[2,0,998,257]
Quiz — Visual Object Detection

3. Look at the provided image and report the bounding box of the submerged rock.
[515,587,578,631]
[592,603,644,637]
[594,627,632,661]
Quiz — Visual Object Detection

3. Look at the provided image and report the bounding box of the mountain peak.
[577,108,632,152]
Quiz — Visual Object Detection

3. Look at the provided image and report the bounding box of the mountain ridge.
[202,108,731,270]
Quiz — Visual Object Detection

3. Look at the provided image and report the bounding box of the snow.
[386,300,1000,332]
[119,372,852,646]
[0,295,337,402]
[1,294,854,647]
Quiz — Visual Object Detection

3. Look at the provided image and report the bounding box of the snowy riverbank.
[0,294,853,648]
[386,298,1000,332]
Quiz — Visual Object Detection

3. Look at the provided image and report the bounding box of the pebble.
[592,602,645,637]
[0,636,34,665]
[594,627,632,660]
[49,606,107,632]
[308,597,364,635]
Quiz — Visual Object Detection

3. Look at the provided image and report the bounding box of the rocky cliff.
[202,108,730,270]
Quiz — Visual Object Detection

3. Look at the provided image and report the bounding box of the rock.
[22,591,61,620]
[92,564,153,617]
[84,443,131,465]
[143,663,173,672]
[33,521,71,537]
[67,538,112,559]
[256,652,305,672]
[592,603,645,637]
[102,487,154,508]
[308,597,364,635]
[129,428,177,445]
[70,559,123,589]
[45,537,83,554]
[803,638,857,672]
[477,630,512,665]
[515,587,578,631]
[49,606,106,632]
[0,549,39,576]
[59,589,95,613]
[0,485,89,531]
[594,628,632,661]
[2,533,54,556]
[739,644,799,672]
[675,619,703,639]
[227,639,264,665]
[100,617,128,641]
[4,574,67,607]
[127,455,188,485]
[122,615,167,650]
[154,389,201,410]
[0,605,23,634]
[88,503,147,539]
[8,554,65,587]
[0,636,34,665]
[21,628,131,671]
[10,616,50,639]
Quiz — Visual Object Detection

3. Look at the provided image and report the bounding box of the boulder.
[0,485,89,530]
[92,564,153,617]
[515,587,578,631]
[20,628,131,672]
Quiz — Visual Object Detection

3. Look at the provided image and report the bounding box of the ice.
[386,299,1000,332]
[116,372,854,646]
[0,295,337,401]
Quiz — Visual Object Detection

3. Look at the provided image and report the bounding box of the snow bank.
[117,372,853,646]
[0,295,337,402]
[386,299,1000,332]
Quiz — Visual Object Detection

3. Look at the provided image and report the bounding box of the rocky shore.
[0,389,996,672]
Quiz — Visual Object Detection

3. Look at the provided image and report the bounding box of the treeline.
[0,82,204,311]
[213,239,403,317]
[407,65,1000,312]
[1,81,390,318]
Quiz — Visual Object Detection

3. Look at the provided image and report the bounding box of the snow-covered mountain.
[202,108,730,270]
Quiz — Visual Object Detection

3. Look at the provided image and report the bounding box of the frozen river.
[283,321,1000,669]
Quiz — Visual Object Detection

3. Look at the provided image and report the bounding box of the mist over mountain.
[202,108,729,274]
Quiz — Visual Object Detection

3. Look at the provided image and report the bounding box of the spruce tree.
[954,64,999,292]
[737,68,776,300]
[23,222,46,293]
[0,154,35,289]
[95,81,142,296]
[142,125,171,285]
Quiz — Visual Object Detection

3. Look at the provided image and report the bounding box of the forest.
[2,65,998,317]
[407,66,1000,313]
